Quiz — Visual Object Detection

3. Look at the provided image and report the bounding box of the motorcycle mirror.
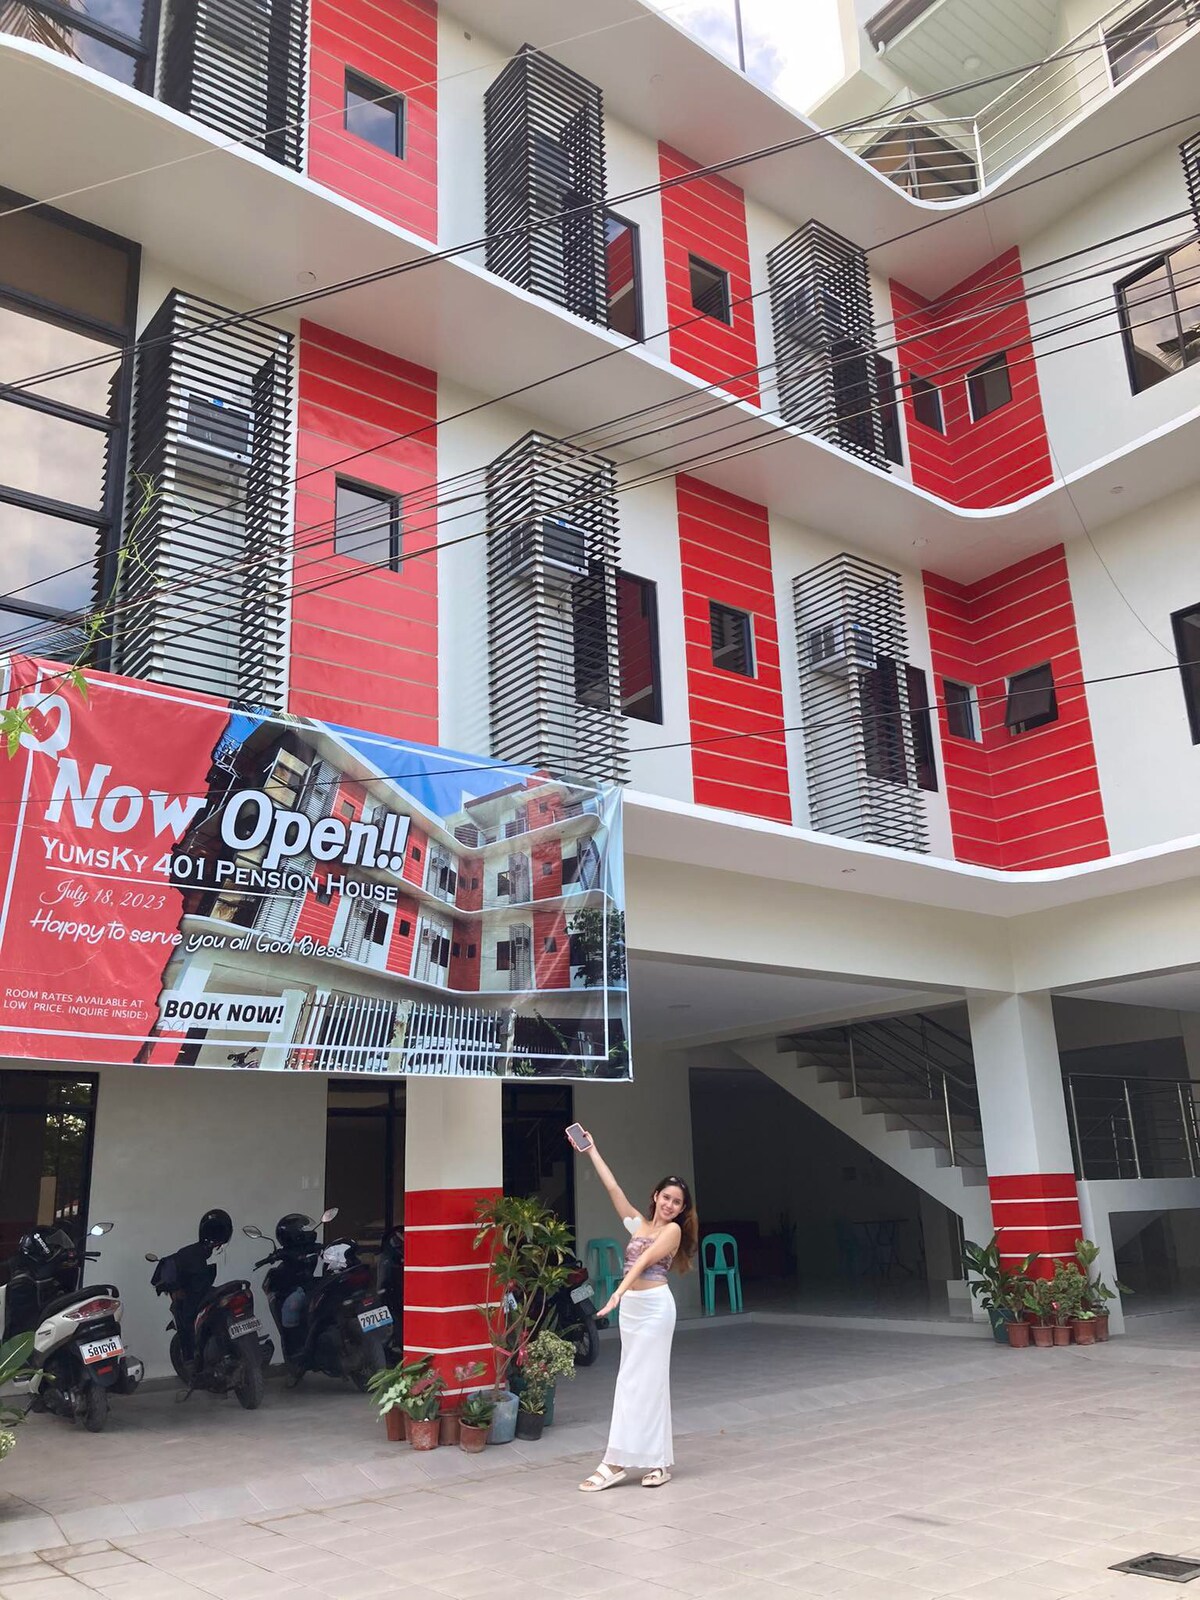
[89,1222,114,1236]
[320,1207,339,1224]
[242,1225,265,1239]
[144,1252,159,1263]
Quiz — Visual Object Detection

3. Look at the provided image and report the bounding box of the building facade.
[5,0,1200,1379]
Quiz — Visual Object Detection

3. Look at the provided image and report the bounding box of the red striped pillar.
[402,1078,502,1397]
[988,1173,1083,1276]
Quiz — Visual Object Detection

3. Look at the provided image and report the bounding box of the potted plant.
[366,1354,432,1443]
[1075,1239,1129,1341]
[962,1233,1038,1345]
[1024,1278,1055,1348]
[441,1361,484,1445]
[0,1334,33,1460]
[473,1195,574,1444]
[458,1393,495,1454]
[1048,1262,1082,1345]
[402,1366,445,1451]
[516,1329,577,1438]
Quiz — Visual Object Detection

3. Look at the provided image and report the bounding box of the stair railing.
[1067,1072,1200,1180]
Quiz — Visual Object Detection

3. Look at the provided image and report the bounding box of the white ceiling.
[1063,972,1200,1011]
[881,0,1062,117]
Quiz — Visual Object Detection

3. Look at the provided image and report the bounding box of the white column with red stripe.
[967,992,1083,1275]
[403,1077,502,1396]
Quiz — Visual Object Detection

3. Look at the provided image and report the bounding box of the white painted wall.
[86,1065,328,1380]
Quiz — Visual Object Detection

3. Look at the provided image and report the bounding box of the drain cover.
[1111,1554,1200,1583]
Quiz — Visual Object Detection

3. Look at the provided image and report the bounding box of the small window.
[344,71,405,158]
[496,941,512,971]
[336,799,356,821]
[562,855,578,885]
[467,943,477,959]
[497,871,511,896]
[410,845,422,861]
[543,936,557,953]
[617,572,662,722]
[541,861,554,877]
[1117,242,1200,394]
[875,354,904,466]
[910,375,944,433]
[1172,604,1200,742]
[399,919,411,936]
[1106,0,1193,83]
[906,665,938,791]
[966,353,1012,421]
[470,876,479,891]
[944,680,980,741]
[860,656,907,785]
[1005,664,1058,735]
[451,942,461,959]
[335,480,401,570]
[315,878,333,905]
[689,255,732,324]
[605,213,643,339]
[364,908,389,946]
[709,602,754,676]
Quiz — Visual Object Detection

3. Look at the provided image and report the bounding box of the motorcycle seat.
[197,1280,251,1311]
[39,1284,120,1320]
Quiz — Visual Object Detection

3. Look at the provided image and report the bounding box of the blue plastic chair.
[701,1233,743,1316]
[586,1237,624,1320]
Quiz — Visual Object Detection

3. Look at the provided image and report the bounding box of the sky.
[649,0,845,113]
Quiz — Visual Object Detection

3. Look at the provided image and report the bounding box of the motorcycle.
[376,1226,404,1360]
[540,1251,600,1367]
[0,1222,143,1433]
[244,1208,392,1391]
[146,1208,272,1410]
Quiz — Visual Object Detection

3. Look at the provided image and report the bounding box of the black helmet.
[275,1213,317,1251]
[199,1208,233,1247]
[18,1232,51,1264]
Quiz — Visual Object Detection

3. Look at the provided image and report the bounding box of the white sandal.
[642,1469,672,1488]
[579,1463,627,1492]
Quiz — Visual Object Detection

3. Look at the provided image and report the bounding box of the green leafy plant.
[518,1329,577,1416]
[567,907,626,987]
[459,1393,496,1429]
[1023,1277,1056,1327]
[473,1195,574,1395]
[962,1233,1039,1318]
[1048,1261,1086,1325]
[366,1354,432,1419]
[0,1334,34,1456]
[401,1366,445,1423]
[1074,1238,1130,1312]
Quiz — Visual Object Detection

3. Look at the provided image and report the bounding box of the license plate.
[80,1336,123,1364]
[570,1283,594,1303]
[228,1317,261,1340]
[357,1306,393,1332]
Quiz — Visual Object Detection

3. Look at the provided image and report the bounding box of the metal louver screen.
[793,553,928,852]
[486,431,627,784]
[159,0,307,170]
[484,45,608,324]
[112,289,292,709]
[768,221,888,470]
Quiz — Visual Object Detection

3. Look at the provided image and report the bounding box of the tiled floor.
[3,1319,1200,1598]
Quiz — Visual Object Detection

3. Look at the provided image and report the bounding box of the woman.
[573,1132,697,1491]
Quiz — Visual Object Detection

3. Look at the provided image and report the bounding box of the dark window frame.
[343,69,406,159]
[616,571,662,723]
[1005,662,1058,736]
[334,478,402,571]
[604,211,644,340]
[1,0,161,93]
[874,353,904,465]
[1105,0,1199,84]
[966,351,1013,421]
[0,1071,99,1257]
[688,254,733,324]
[910,374,945,433]
[495,940,512,971]
[905,664,938,791]
[1117,243,1200,395]
[709,601,755,677]
[1172,603,1200,742]
[944,679,980,742]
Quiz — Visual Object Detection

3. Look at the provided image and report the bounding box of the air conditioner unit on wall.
[510,517,589,583]
[807,620,876,676]
[176,391,253,472]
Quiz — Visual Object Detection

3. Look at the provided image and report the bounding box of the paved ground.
[3,1317,1200,1598]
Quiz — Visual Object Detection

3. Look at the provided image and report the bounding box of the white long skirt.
[605,1284,676,1470]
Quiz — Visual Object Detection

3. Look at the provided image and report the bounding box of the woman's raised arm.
[578,1134,638,1225]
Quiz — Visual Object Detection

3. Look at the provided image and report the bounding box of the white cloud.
[651,0,844,112]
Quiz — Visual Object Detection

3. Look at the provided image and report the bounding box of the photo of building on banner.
[0,658,630,1080]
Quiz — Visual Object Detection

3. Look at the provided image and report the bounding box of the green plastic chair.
[586,1237,624,1320]
[701,1232,743,1316]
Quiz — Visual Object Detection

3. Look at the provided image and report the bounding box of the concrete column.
[968,992,1083,1275]
[403,1077,503,1395]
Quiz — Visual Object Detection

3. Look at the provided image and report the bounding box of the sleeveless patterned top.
[623,1216,675,1283]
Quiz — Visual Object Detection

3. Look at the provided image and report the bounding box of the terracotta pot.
[1030,1324,1054,1348]
[459,1422,489,1454]
[1052,1324,1072,1347]
[1005,1319,1031,1348]
[515,1409,545,1440]
[403,1411,412,1441]
[1094,1313,1111,1342]
[439,1412,461,1446]
[409,1418,440,1451]
[384,1408,405,1443]
[1073,1319,1097,1346]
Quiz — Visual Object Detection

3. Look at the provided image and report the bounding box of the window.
[543,936,558,953]
[944,680,980,741]
[709,602,754,676]
[967,352,1013,421]
[541,861,554,877]
[0,0,153,87]
[497,871,511,896]
[364,908,389,947]
[399,919,412,936]
[334,480,401,569]
[573,575,612,710]
[905,665,938,791]
[605,213,643,339]
[1172,604,1200,741]
[1106,0,1197,83]
[451,942,461,959]
[0,196,137,663]
[1005,663,1058,735]
[875,355,904,465]
[910,375,945,432]
[1117,242,1200,394]
[410,845,422,861]
[832,340,876,457]
[861,118,978,200]
[689,255,732,324]
[562,855,579,885]
[496,941,512,971]
[344,71,406,158]
[617,573,662,722]
[860,657,907,785]
[467,943,477,959]
[315,877,333,905]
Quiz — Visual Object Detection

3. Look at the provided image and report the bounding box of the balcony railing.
[1067,1072,1200,1180]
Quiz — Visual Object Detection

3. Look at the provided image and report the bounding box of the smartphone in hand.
[565,1123,593,1152]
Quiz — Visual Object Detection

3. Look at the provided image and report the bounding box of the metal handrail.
[857,1018,978,1099]
[1066,1071,1200,1180]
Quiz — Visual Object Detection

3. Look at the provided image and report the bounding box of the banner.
[0,660,630,1080]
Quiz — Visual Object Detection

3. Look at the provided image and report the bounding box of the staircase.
[729,1014,992,1240]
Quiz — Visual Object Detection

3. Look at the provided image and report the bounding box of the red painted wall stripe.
[990,1174,1083,1275]
[291,322,438,744]
[676,475,791,823]
[404,1186,501,1390]
[924,546,1109,870]
[307,0,437,239]
[658,145,760,406]
[892,248,1053,508]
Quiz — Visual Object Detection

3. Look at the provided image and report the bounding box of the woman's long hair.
[650,1175,698,1275]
